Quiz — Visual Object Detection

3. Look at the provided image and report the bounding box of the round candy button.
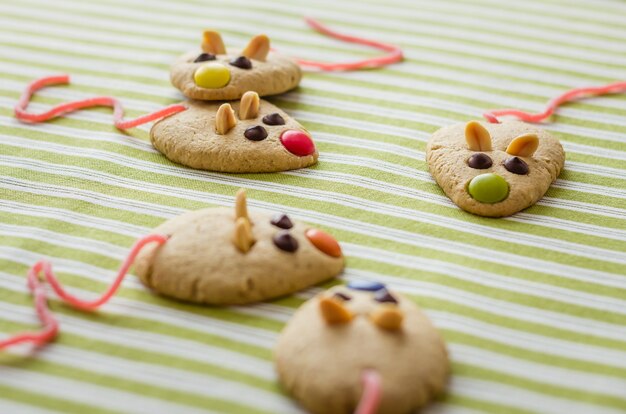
[193,63,230,89]
[347,280,386,292]
[468,173,509,204]
[305,228,342,258]
[280,130,315,156]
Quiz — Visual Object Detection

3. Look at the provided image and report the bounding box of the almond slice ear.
[506,133,539,157]
[239,91,260,120]
[370,305,404,330]
[241,34,270,61]
[319,296,353,324]
[235,189,249,222]
[215,103,237,135]
[233,217,255,253]
[202,30,226,55]
[465,121,493,151]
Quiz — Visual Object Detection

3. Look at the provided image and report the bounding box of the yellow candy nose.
[193,62,230,89]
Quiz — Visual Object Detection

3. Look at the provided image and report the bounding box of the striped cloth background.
[0,0,625,413]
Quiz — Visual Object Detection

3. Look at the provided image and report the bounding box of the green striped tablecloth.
[1,0,625,413]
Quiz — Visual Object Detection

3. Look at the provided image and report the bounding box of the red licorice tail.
[483,81,626,123]
[14,75,186,129]
[355,369,382,414]
[294,17,403,71]
[0,234,168,350]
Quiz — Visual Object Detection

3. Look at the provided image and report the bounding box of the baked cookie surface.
[134,191,344,305]
[426,120,565,217]
[150,92,318,173]
[170,32,301,101]
[275,282,449,414]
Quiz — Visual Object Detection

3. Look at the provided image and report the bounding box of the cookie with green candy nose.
[426,120,565,217]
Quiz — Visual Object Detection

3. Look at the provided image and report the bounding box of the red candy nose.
[280,130,316,156]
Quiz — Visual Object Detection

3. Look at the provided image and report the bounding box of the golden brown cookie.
[426,120,565,217]
[150,92,318,173]
[134,190,344,305]
[170,31,301,101]
[275,282,449,414]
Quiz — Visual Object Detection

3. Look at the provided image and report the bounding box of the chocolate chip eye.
[374,289,398,304]
[194,53,216,63]
[333,292,352,301]
[273,231,298,252]
[244,126,268,141]
[468,153,493,169]
[229,56,252,69]
[270,213,293,229]
[262,113,285,126]
[504,156,529,175]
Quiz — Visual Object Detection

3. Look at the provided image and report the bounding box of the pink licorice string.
[0,234,168,350]
[355,369,382,414]
[14,74,187,129]
[483,81,626,124]
[294,17,403,71]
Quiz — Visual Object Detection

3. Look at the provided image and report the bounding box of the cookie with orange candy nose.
[275,281,449,414]
[426,120,565,217]
[134,190,344,305]
[170,30,301,101]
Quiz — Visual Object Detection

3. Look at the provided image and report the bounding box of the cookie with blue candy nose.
[275,281,449,414]
[426,120,565,217]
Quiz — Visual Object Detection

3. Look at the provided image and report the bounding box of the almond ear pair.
[465,121,539,157]
[215,91,260,134]
[202,31,270,61]
[319,296,404,330]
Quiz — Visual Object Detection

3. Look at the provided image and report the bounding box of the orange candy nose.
[305,229,342,258]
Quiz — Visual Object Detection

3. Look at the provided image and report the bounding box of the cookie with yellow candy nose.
[275,282,449,414]
[134,190,344,305]
[426,120,565,217]
[171,31,302,101]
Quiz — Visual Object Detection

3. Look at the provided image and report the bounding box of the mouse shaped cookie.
[275,281,449,414]
[150,91,317,172]
[426,120,565,217]
[171,31,301,101]
[133,190,344,305]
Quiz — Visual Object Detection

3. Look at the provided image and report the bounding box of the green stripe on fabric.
[454,363,626,409]
[444,394,536,414]
[0,384,119,414]
[0,360,272,414]
[0,318,279,394]
[442,328,626,379]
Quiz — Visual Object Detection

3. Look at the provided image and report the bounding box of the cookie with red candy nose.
[150,91,318,173]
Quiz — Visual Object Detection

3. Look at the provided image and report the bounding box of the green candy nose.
[468,173,509,204]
